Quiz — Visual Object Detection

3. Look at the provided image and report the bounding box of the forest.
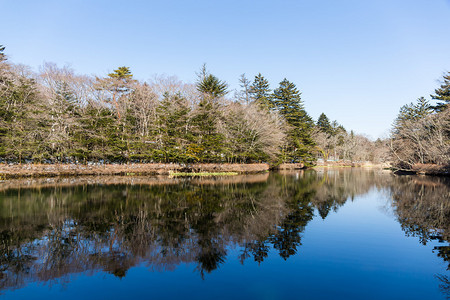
[0,44,448,170]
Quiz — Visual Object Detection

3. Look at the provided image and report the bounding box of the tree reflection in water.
[436,274,450,299]
[389,175,450,298]
[0,170,449,295]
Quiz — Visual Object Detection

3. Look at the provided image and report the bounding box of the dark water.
[0,169,449,299]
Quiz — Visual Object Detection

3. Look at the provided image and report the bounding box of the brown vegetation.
[0,173,270,192]
[275,163,304,170]
[410,163,450,176]
[0,163,269,179]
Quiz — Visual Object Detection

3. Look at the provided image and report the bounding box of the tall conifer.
[272,79,314,163]
[431,72,450,112]
[317,113,332,135]
[250,73,272,109]
[156,92,191,162]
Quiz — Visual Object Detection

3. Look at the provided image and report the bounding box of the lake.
[0,169,449,299]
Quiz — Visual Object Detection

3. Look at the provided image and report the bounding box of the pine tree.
[272,79,315,163]
[96,66,134,121]
[108,66,133,80]
[317,113,332,135]
[250,73,272,109]
[393,97,433,132]
[196,65,228,99]
[431,72,450,112]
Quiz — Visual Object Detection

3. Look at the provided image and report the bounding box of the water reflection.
[389,175,450,298]
[390,176,450,269]
[0,169,449,295]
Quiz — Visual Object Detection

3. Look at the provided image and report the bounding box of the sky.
[1,0,450,139]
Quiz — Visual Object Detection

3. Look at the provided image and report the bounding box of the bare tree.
[38,63,82,161]
[221,102,285,162]
[390,108,450,168]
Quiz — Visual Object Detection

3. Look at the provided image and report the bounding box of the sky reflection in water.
[0,169,448,299]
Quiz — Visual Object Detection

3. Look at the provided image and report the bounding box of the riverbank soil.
[410,163,450,176]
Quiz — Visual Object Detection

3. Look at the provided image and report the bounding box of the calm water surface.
[0,169,449,299]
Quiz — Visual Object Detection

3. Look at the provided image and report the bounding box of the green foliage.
[190,99,224,162]
[156,92,191,162]
[73,105,123,162]
[0,47,327,165]
[0,65,44,163]
[0,45,5,61]
[272,79,315,163]
[108,66,133,80]
[221,105,264,162]
[393,97,433,132]
[317,113,332,135]
[250,73,273,109]
[431,72,450,112]
[196,65,228,99]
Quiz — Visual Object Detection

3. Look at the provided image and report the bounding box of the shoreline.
[1,162,448,179]
[393,163,450,177]
[0,163,270,179]
[0,173,272,191]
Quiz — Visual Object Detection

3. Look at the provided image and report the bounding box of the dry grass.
[169,171,239,177]
[0,163,270,179]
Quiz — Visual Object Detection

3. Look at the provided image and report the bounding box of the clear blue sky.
[2,0,450,138]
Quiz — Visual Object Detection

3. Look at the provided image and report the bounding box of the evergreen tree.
[250,73,272,109]
[190,65,227,162]
[0,45,11,136]
[317,113,332,135]
[431,72,450,112]
[75,104,122,162]
[108,66,133,80]
[196,65,228,99]
[0,45,13,159]
[0,46,45,162]
[1,76,43,162]
[0,45,5,62]
[189,99,224,162]
[272,79,315,163]
[393,97,433,132]
[156,92,191,162]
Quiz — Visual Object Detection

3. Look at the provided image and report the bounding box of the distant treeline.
[0,45,385,164]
